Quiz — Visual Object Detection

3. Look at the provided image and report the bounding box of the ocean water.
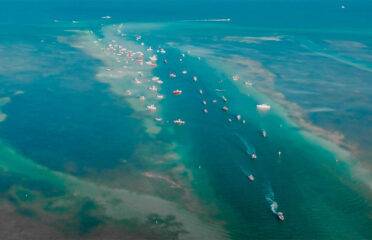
[0,0,371,239]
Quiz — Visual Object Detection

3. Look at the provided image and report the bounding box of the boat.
[222,106,229,112]
[222,96,228,102]
[277,212,285,221]
[199,89,203,95]
[148,85,158,92]
[232,75,240,81]
[169,73,177,78]
[149,55,158,62]
[202,100,207,105]
[203,109,208,113]
[248,174,255,181]
[261,129,267,138]
[193,76,198,82]
[173,89,182,95]
[154,117,162,122]
[236,115,242,121]
[256,104,271,112]
[173,118,186,126]
[182,70,188,74]
[251,153,257,159]
[146,104,157,112]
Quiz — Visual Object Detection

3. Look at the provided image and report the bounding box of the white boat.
[236,115,242,121]
[173,118,186,126]
[169,73,177,78]
[139,96,146,101]
[146,104,157,112]
[199,89,203,95]
[155,117,163,122]
[277,212,285,221]
[256,104,271,112]
[232,75,240,81]
[182,70,188,74]
[251,153,257,159]
[261,129,267,138]
[222,106,229,112]
[149,55,158,62]
[248,174,255,181]
[148,85,158,92]
[202,100,207,105]
[193,76,198,82]
[203,109,208,113]
[222,96,228,102]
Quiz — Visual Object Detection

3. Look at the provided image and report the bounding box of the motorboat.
[236,115,242,121]
[256,104,271,112]
[222,106,229,112]
[146,104,157,112]
[173,89,182,95]
[261,129,267,138]
[277,212,285,221]
[173,118,186,126]
[182,70,188,75]
[149,55,158,62]
[169,73,177,78]
[202,100,207,105]
[199,89,203,95]
[232,75,240,81]
[251,153,257,159]
[222,96,228,102]
[203,109,208,113]
[193,76,198,82]
[148,85,158,92]
[248,174,255,181]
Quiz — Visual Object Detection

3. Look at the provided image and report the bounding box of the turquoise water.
[0,1,371,239]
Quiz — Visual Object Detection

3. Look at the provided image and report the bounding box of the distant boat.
[248,174,255,181]
[173,118,186,126]
[222,106,229,112]
[173,89,182,95]
[251,153,257,160]
[146,104,157,112]
[232,74,240,81]
[169,73,177,78]
[277,212,285,221]
[257,104,271,112]
[261,129,267,138]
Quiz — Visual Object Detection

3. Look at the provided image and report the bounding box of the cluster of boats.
[105,25,284,221]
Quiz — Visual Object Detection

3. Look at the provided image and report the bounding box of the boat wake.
[181,18,231,23]
[264,182,279,214]
[235,134,256,155]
